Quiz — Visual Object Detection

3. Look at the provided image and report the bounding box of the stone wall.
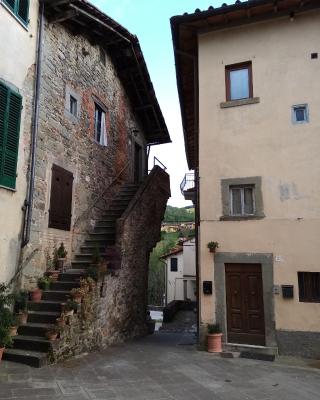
[22,19,147,287]
[52,167,170,362]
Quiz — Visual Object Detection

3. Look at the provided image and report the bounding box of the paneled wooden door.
[225,264,265,346]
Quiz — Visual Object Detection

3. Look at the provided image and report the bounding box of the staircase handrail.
[73,161,130,231]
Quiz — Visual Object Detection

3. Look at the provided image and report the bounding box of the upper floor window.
[230,185,255,216]
[292,104,309,124]
[0,81,22,190]
[170,258,178,272]
[3,0,29,25]
[69,95,78,118]
[94,103,107,146]
[225,61,253,101]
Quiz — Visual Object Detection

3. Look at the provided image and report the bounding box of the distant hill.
[164,205,195,223]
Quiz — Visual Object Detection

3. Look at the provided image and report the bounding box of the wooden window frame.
[229,185,255,217]
[3,0,30,26]
[225,61,253,102]
[298,272,320,303]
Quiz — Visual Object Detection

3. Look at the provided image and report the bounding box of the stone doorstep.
[223,343,278,361]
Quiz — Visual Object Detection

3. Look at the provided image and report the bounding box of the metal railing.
[149,156,167,174]
[180,172,195,196]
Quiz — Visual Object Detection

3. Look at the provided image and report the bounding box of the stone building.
[173,0,320,358]
[0,0,39,283]
[2,0,171,366]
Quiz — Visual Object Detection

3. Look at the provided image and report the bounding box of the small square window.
[70,95,78,117]
[230,185,255,217]
[298,272,320,303]
[170,258,178,272]
[225,62,253,101]
[292,104,309,124]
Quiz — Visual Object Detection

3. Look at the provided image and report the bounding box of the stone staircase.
[3,183,139,367]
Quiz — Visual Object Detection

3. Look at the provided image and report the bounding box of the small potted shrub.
[56,243,68,271]
[207,323,223,353]
[30,286,42,302]
[38,277,52,291]
[56,314,66,327]
[9,314,19,337]
[45,249,59,281]
[45,327,59,341]
[14,290,29,325]
[62,299,78,316]
[0,326,13,362]
[86,266,98,282]
[70,287,86,304]
[207,241,219,253]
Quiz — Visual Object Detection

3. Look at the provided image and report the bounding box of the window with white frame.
[230,185,255,216]
[292,104,309,124]
[94,103,107,146]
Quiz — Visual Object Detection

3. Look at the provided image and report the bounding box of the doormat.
[240,352,275,362]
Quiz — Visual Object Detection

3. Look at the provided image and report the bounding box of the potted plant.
[56,314,66,327]
[0,284,14,361]
[14,290,29,325]
[9,314,19,337]
[62,299,78,316]
[45,249,59,281]
[38,276,52,291]
[70,287,86,304]
[207,323,223,353]
[45,327,59,341]
[56,243,68,271]
[30,286,42,302]
[207,241,219,253]
[0,326,13,362]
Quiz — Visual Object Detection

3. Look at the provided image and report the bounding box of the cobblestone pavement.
[1,332,320,400]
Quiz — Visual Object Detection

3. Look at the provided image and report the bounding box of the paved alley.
[1,332,320,400]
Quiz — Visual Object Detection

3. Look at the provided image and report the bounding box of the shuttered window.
[170,258,178,272]
[0,82,22,190]
[3,0,29,25]
[298,272,320,303]
[49,165,73,231]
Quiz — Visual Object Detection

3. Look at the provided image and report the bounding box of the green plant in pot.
[45,248,59,281]
[62,299,78,316]
[0,283,14,361]
[38,277,52,291]
[14,290,29,324]
[56,243,68,271]
[45,327,60,341]
[207,241,219,253]
[207,323,223,353]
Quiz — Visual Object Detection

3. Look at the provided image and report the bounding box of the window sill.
[220,97,260,109]
[1,2,29,31]
[220,214,265,221]
[0,184,16,192]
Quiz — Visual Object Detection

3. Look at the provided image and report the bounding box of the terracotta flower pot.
[46,331,58,341]
[31,288,42,302]
[57,258,66,271]
[56,318,66,327]
[9,326,18,337]
[64,309,74,317]
[0,347,5,362]
[48,271,59,282]
[209,248,216,253]
[17,311,28,325]
[207,333,223,353]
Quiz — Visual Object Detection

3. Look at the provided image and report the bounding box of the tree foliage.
[164,206,195,223]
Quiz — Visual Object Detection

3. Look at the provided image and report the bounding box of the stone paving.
[1,332,320,400]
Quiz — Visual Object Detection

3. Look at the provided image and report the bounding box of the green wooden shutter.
[3,0,16,12]
[0,82,22,189]
[17,0,29,24]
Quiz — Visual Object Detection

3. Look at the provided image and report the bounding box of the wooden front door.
[225,264,265,346]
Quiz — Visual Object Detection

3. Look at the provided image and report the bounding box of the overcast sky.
[91,0,233,207]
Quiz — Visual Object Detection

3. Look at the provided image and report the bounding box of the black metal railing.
[180,172,195,196]
[149,157,167,173]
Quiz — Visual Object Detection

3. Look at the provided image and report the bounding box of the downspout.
[22,2,44,247]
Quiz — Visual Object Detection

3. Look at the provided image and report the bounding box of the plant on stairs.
[0,284,14,362]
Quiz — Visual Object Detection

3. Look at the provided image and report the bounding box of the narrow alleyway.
[1,332,320,400]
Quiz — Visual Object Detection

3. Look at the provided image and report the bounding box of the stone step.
[18,322,56,337]
[50,281,80,291]
[27,311,60,324]
[28,300,62,313]
[59,270,84,281]
[80,245,108,254]
[42,290,70,302]
[71,260,92,269]
[94,225,116,233]
[84,238,115,246]
[3,348,48,368]
[224,343,278,358]
[12,335,52,353]
[75,253,109,261]
[88,232,115,239]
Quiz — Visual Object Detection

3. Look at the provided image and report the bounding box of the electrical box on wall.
[203,281,212,295]
[282,285,294,299]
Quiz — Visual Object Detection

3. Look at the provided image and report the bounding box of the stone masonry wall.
[22,19,147,287]
[52,167,170,362]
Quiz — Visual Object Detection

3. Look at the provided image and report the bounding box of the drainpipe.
[22,2,44,247]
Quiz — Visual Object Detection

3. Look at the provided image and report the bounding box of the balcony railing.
[180,172,195,201]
